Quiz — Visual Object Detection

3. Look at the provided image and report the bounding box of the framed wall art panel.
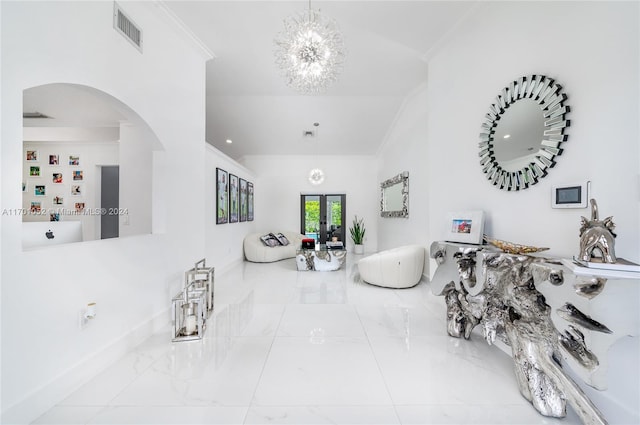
[216,168,228,224]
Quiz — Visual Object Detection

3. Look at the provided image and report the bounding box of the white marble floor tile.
[87,406,248,424]
[244,405,401,424]
[31,406,104,424]
[209,301,285,338]
[252,337,393,406]
[356,304,443,338]
[368,335,523,405]
[395,403,581,425]
[59,332,172,406]
[109,337,273,407]
[276,304,365,337]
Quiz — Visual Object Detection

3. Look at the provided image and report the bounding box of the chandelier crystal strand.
[274,6,345,94]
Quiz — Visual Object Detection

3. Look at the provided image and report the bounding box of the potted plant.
[349,215,366,254]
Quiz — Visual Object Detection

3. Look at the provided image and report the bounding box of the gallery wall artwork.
[247,182,254,221]
[23,150,85,222]
[216,167,253,224]
[229,174,239,223]
[216,167,229,224]
[239,178,247,222]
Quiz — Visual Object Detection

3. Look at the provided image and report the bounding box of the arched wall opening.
[21,83,165,249]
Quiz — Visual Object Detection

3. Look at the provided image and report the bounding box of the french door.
[300,194,346,245]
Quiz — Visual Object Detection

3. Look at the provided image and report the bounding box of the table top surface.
[297,244,346,252]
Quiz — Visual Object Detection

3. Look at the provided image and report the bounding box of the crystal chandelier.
[274,2,346,94]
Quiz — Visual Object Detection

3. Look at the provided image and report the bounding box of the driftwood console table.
[429,241,639,425]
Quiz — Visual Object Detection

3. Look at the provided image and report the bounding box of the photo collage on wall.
[24,150,86,221]
[216,167,254,225]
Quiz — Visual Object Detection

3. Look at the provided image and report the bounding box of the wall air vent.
[113,2,143,53]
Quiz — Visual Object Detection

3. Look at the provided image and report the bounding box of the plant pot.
[354,244,364,255]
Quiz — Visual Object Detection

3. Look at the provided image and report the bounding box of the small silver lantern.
[171,258,213,342]
[185,258,214,316]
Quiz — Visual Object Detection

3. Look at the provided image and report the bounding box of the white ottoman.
[357,245,425,288]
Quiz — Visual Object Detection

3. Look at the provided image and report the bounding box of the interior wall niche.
[22,83,164,249]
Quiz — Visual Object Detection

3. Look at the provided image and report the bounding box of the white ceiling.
[166,0,478,160]
[22,1,480,160]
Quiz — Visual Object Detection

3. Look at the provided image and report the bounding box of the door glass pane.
[326,195,343,242]
[304,195,320,242]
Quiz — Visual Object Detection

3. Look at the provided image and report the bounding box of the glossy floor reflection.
[33,256,581,424]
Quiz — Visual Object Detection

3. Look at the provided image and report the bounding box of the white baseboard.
[1,309,170,425]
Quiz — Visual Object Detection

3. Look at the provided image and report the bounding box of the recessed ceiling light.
[503,134,511,139]
[225,139,233,144]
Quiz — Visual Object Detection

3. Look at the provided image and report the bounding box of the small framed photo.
[29,166,41,177]
[69,155,80,166]
[35,185,46,196]
[30,201,42,213]
[26,150,39,162]
[50,212,60,222]
[75,202,85,212]
[52,173,63,183]
[49,154,60,165]
[71,185,83,196]
[446,211,485,244]
[72,170,83,181]
[53,196,64,205]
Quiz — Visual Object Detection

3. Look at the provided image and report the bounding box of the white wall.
[206,144,257,273]
[425,1,639,262]
[118,122,155,238]
[376,1,638,422]
[377,84,429,266]
[241,155,379,253]
[1,2,210,423]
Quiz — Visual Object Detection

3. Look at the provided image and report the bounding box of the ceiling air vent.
[113,2,143,53]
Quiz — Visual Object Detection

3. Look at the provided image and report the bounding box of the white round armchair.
[357,245,425,288]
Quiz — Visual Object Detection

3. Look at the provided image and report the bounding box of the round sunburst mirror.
[479,74,570,191]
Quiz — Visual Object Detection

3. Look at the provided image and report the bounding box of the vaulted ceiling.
[165,1,479,161]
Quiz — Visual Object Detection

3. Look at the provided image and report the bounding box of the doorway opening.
[300,194,346,245]
[100,166,120,239]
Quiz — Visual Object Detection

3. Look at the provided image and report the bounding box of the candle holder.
[171,286,206,342]
[171,258,213,342]
[185,258,214,316]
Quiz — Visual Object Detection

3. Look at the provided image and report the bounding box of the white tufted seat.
[243,231,305,263]
[357,245,425,288]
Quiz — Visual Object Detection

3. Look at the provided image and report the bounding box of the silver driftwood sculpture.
[430,242,609,425]
[579,199,616,263]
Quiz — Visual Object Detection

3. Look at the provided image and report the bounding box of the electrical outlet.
[78,309,88,330]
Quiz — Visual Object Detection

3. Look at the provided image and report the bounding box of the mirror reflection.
[492,98,546,170]
[380,171,408,218]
